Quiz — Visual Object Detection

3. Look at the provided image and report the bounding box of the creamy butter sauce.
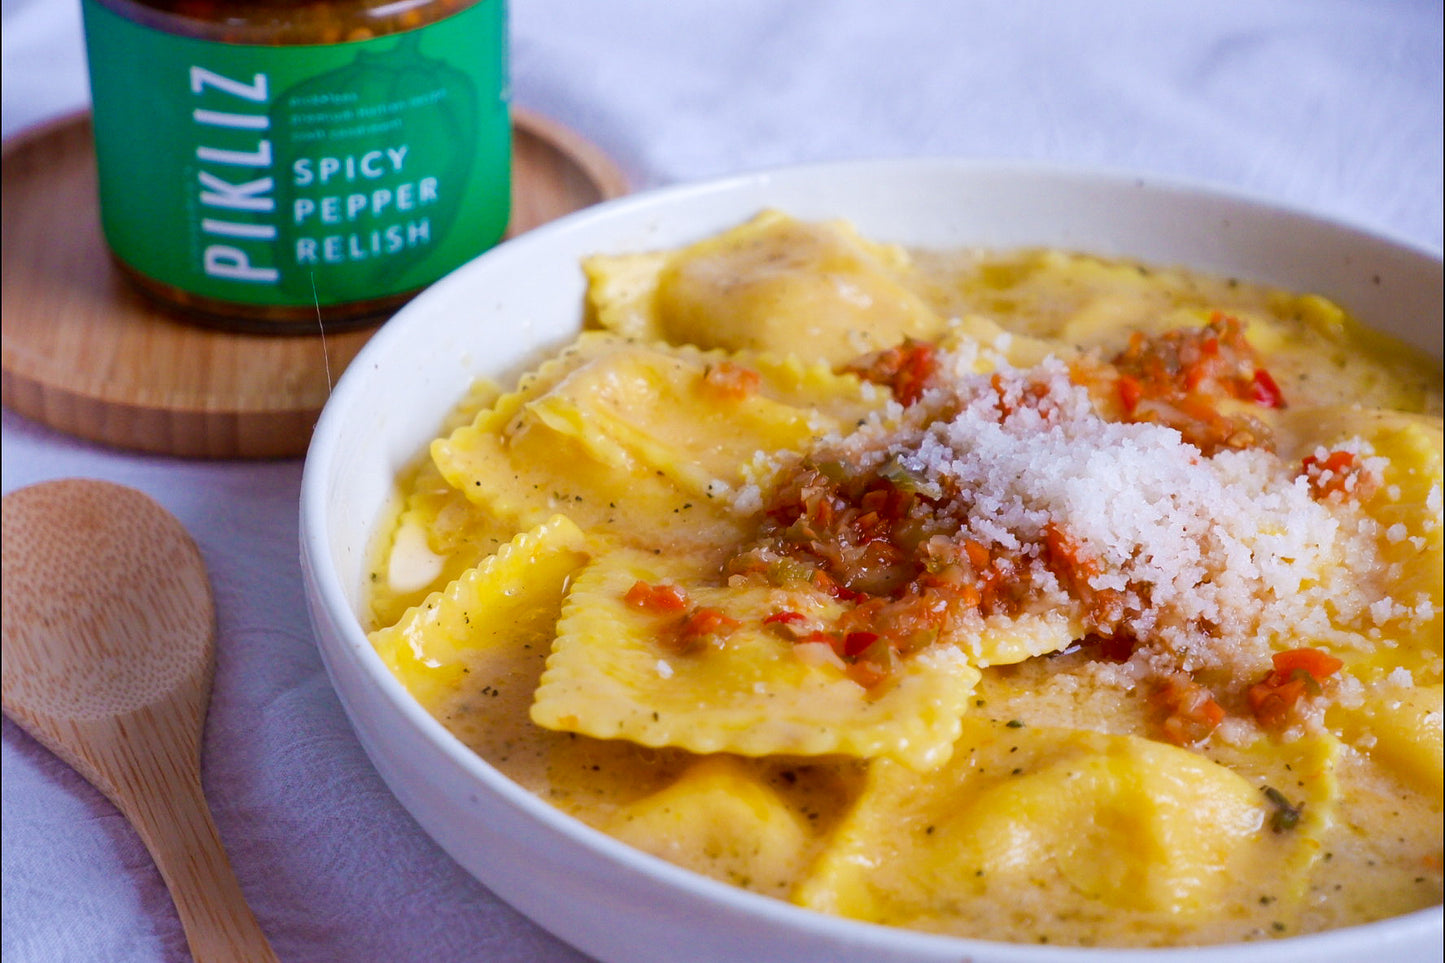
[367,216,1443,948]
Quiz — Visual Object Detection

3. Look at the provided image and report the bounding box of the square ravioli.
[367,214,1445,945]
[432,332,882,552]
[530,548,982,770]
[368,514,591,709]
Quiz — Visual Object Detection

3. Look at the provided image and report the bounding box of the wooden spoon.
[1,478,278,963]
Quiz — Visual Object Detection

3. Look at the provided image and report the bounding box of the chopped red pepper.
[624,581,740,654]
[762,610,811,640]
[842,631,880,658]
[812,569,865,602]
[763,610,805,625]
[1250,368,1285,408]
[1107,314,1281,454]
[1301,449,1371,500]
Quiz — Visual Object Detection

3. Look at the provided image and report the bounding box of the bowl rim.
[300,157,1444,962]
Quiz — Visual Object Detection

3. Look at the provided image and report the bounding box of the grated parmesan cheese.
[819,354,1402,677]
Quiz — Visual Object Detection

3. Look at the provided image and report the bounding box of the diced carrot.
[963,539,991,572]
[702,361,761,400]
[890,340,939,406]
[1184,360,1211,391]
[680,607,740,640]
[624,580,688,613]
[1248,647,1343,729]
[1308,450,1354,474]
[1270,647,1343,680]
[1117,374,1143,413]
[1151,675,1225,745]
[842,339,938,406]
[1043,522,1101,585]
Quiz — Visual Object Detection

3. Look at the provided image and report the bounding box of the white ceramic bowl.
[300,160,1444,963]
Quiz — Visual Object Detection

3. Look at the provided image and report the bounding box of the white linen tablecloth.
[3,2,1441,961]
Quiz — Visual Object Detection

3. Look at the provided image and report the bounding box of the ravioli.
[1277,405,1444,680]
[1332,682,1444,798]
[586,210,946,364]
[525,345,830,495]
[433,332,882,555]
[796,720,1334,944]
[368,380,511,627]
[368,213,1445,948]
[369,514,589,709]
[604,756,814,898]
[531,548,981,770]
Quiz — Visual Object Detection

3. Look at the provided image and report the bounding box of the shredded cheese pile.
[780,348,1416,680]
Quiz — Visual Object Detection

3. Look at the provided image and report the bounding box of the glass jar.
[80,0,510,332]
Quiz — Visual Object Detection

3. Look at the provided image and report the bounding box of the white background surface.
[3,2,1441,961]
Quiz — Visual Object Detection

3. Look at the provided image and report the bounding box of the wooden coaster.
[1,109,629,459]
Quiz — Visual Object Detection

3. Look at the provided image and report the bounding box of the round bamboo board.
[1,109,629,459]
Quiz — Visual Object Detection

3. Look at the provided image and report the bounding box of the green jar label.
[81,0,510,310]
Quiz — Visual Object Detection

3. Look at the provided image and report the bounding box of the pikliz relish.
[81,0,509,331]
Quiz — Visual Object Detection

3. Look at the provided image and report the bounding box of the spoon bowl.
[1,478,276,963]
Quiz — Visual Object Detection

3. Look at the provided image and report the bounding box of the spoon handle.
[92,707,280,963]
[128,769,280,963]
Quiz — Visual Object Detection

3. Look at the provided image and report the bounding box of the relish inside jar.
[82,0,511,332]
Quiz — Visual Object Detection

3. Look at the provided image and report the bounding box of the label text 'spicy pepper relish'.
[81,0,510,331]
